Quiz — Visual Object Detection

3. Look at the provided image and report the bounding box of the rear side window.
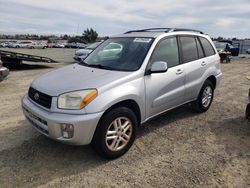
[199,37,216,57]
[180,36,198,63]
[150,37,179,68]
[196,37,205,59]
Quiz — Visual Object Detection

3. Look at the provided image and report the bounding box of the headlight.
[58,89,97,109]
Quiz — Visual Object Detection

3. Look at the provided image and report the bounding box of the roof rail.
[125,28,172,34]
[125,28,204,34]
[170,28,204,34]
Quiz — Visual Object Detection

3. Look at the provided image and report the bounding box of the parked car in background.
[74,42,101,62]
[11,41,34,48]
[22,28,222,158]
[28,41,47,49]
[64,42,73,48]
[65,42,77,48]
[214,41,239,56]
[246,49,250,54]
[53,43,65,48]
[77,43,88,49]
[0,58,9,82]
[1,41,17,48]
[47,43,55,48]
[65,42,87,49]
[0,42,11,48]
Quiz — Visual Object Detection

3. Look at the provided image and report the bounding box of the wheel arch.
[206,75,216,89]
[98,99,141,126]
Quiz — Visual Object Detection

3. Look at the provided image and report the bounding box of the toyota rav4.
[22,28,222,158]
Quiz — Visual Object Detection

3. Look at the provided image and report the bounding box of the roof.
[112,28,205,38]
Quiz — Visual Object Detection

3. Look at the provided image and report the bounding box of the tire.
[246,103,250,120]
[193,80,214,113]
[92,107,138,159]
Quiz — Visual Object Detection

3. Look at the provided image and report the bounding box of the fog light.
[61,124,74,139]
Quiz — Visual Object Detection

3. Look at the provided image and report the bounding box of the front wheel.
[193,80,214,113]
[92,107,138,159]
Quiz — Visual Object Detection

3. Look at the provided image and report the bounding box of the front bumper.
[0,67,9,81]
[22,95,104,145]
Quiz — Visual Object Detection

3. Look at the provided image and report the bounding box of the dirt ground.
[0,48,250,188]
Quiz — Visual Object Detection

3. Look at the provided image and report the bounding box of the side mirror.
[150,61,168,73]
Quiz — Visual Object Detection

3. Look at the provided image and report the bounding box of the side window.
[199,37,216,57]
[196,37,205,59]
[180,36,198,63]
[150,37,179,68]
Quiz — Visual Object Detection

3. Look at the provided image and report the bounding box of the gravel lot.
[0,48,250,188]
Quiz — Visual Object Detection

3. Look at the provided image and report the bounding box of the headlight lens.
[58,89,97,109]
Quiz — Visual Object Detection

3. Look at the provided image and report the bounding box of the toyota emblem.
[34,93,39,100]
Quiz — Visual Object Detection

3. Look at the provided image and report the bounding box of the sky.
[0,0,250,38]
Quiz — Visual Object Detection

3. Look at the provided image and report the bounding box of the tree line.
[0,28,102,43]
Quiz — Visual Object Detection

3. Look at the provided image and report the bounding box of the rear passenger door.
[145,37,186,118]
[179,36,207,101]
[180,36,217,101]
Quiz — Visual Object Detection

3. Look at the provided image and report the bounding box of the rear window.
[199,37,216,57]
[180,36,198,63]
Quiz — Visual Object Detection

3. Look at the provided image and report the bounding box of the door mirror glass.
[150,61,168,73]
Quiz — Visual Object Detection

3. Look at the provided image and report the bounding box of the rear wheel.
[92,107,137,159]
[193,80,214,112]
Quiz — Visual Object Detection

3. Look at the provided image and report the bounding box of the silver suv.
[22,28,222,158]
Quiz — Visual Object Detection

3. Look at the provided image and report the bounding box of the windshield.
[86,42,101,50]
[81,37,153,71]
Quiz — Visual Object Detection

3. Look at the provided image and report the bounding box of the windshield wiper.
[78,60,90,66]
[79,61,115,70]
[87,64,115,70]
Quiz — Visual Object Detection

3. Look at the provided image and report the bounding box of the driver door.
[144,37,186,118]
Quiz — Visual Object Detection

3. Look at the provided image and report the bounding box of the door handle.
[176,69,184,75]
[201,61,206,66]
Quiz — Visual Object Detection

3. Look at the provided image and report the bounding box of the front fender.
[85,77,146,121]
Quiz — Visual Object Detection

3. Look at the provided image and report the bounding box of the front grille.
[28,87,52,109]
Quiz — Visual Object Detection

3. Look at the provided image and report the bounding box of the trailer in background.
[0,50,56,67]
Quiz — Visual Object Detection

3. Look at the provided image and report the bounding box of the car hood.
[31,63,132,96]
